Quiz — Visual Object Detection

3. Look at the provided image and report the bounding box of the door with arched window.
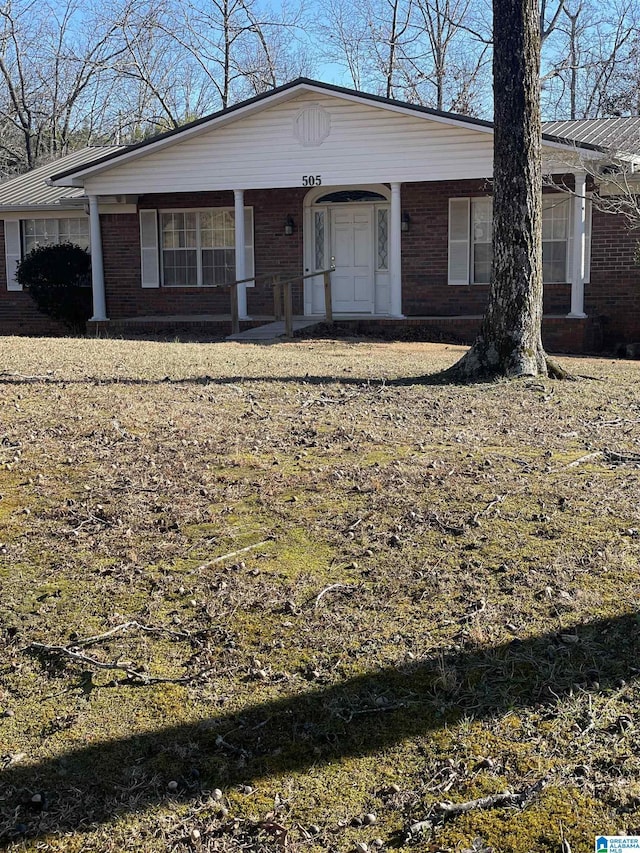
[304,187,391,316]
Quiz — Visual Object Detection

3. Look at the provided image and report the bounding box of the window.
[22,217,89,255]
[316,190,387,203]
[542,196,569,282]
[159,208,253,287]
[471,199,492,283]
[314,210,325,271]
[377,208,389,271]
[161,212,198,286]
[448,195,586,285]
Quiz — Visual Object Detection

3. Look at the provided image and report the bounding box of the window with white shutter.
[146,207,254,288]
[4,220,21,291]
[448,194,584,286]
[448,198,470,285]
[140,209,160,288]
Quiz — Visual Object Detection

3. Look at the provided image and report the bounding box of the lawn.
[1,336,640,853]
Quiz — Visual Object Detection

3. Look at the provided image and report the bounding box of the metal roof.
[543,117,640,154]
[0,147,125,209]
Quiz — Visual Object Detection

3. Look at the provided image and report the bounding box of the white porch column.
[234,189,248,319]
[568,172,587,318]
[88,195,107,321]
[390,182,404,317]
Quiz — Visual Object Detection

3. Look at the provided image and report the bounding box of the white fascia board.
[541,140,604,158]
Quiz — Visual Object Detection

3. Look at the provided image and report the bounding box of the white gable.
[82,91,497,195]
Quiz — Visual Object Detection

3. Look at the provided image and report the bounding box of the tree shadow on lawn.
[0,370,534,389]
[2,612,639,843]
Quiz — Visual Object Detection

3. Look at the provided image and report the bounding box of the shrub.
[16,242,92,333]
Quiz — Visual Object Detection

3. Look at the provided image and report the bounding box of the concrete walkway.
[226,318,323,341]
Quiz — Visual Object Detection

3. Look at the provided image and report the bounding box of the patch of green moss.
[442,786,615,852]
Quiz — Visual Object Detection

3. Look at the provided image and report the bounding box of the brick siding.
[115,181,580,323]
[5,178,640,352]
[129,189,306,317]
[400,179,574,317]
[588,206,640,348]
[0,221,69,336]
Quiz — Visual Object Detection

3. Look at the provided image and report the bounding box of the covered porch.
[85,175,592,331]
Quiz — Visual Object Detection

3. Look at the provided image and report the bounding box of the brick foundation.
[325,316,600,353]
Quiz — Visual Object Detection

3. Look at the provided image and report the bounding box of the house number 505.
[302,175,322,186]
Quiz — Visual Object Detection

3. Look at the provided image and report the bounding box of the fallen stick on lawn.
[195,539,272,570]
[69,620,191,647]
[27,642,216,685]
[553,451,603,471]
[313,583,356,610]
[407,777,548,838]
[434,777,548,819]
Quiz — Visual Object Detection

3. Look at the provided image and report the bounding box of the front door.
[330,206,374,313]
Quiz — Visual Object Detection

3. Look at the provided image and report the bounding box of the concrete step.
[226,318,323,341]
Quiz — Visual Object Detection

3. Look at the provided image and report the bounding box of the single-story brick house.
[1,78,639,350]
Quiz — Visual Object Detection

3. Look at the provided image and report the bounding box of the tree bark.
[448,0,565,380]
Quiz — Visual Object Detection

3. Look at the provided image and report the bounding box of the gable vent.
[293,104,331,147]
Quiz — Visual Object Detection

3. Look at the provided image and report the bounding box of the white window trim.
[5,220,21,291]
[22,216,90,256]
[471,197,492,285]
[159,207,254,288]
[448,198,470,285]
[4,212,90,292]
[140,209,160,288]
[448,193,591,286]
[542,194,571,284]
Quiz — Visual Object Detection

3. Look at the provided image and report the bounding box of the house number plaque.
[302,175,322,186]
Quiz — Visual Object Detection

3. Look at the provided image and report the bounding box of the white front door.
[330,206,374,313]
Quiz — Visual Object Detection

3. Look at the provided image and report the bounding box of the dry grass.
[1,335,640,853]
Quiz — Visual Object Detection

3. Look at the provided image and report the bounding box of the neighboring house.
[1,79,639,351]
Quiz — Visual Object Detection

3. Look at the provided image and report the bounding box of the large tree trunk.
[448,0,564,380]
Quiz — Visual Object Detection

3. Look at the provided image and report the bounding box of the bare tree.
[370,0,415,98]
[540,0,566,43]
[314,0,491,113]
[110,0,208,133]
[0,0,133,172]
[315,0,371,89]
[398,0,490,112]
[159,0,308,111]
[541,0,640,118]
[231,0,313,98]
[0,0,314,170]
